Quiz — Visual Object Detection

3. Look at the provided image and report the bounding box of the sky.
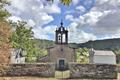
[6,0,120,43]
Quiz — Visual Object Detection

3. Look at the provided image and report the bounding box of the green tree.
[76,48,89,63]
[113,48,120,64]
[47,0,72,5]
[0,0,12,64]
[0,0,11,21]
[10,21,36,62]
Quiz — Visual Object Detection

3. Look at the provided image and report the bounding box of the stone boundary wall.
[69,63,117,79]
[0,63,55,77]
[116,64,120,73]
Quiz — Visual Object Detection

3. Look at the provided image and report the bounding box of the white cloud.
[8,16,22,22]
[7,0,120,43]
[44,4,61,14]
[6,0,61,41]
[33,25,57,40]
[37,13,54,26]
[90,0,120,36]
[66,10,104,26]
[66,0,120,41]
[95,0,120,11]
[27,19,36,27]
[76,6,86,12]
[72,0,79,5]
[7,0,61,26]
[68,22,97,43]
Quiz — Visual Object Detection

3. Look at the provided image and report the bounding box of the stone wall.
[117,64,120,73]
[69,63,117,79]
[0,63,55,77]
[48,45,75,62]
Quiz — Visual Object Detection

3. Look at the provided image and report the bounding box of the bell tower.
[55,21,68,44]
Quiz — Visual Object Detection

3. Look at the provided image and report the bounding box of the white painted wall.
[10,49,26,63]
[93,55,116,64]
[11,55,25,63]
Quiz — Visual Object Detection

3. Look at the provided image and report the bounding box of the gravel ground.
[0,77,58,80]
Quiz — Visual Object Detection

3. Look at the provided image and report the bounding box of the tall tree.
[0,0,10,21]
[0,21,12,64]
[76,48,89,63]
[10,21,36,62]
[47,0,72,5]
[0,0,12,64]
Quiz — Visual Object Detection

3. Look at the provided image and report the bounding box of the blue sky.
[6,0,120,43]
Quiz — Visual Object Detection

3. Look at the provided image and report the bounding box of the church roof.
[46,45,77,49]
[56,20,68,32]
[93,50,115,56]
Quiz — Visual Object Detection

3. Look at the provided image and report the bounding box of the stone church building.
[39,21,76,70]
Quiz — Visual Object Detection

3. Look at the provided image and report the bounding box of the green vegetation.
[33,39,54,61]
[9,21,55,63]
[79,38,120,64]
[79,39,120,50]
[10,21,36,62]
[60,0,72,5]
[113,48,120,64]
[0,0,12,63]
[0,0,11,21]
[47,0,72,5]
[76,48,89,63]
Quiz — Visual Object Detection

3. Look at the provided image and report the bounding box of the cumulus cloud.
[68,22,97,43]
[33,25,57,40]
[72,0,79,5]
[93,11,120,35]
[8,16,22,22]
[69,30,96,43]
[7,0,120,43]
[91,0,120,36]
[95,0,120,11]
[7,0,61,26]
[66,0,120,42]
[6,0,61,40]
[43,4,61,14]
[76,6,86,13]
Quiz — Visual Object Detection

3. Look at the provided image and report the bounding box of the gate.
[59,59,65,71]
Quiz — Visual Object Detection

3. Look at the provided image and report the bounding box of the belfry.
[55,21,68,44]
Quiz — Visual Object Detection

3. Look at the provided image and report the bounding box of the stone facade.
[47,45,76,69]
[69,63,117,79]
[0,63,55,77]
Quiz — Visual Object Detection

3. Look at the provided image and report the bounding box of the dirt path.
[0,77,57,80]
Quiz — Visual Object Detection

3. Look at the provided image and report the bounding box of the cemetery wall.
[116,64,120,73]
[69,63,117,79]
[0,63,55,77]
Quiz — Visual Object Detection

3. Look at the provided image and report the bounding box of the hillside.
[33,39,55,49]
[79,38,120,50]
[34,38,120,50]
[32,38,120,63]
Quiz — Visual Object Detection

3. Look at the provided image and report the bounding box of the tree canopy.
[0,0,12,64]
[47,0,72,5]
[0,0,11,21]
[10,21,36,62]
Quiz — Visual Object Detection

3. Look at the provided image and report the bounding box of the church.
[38,21,76,70]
